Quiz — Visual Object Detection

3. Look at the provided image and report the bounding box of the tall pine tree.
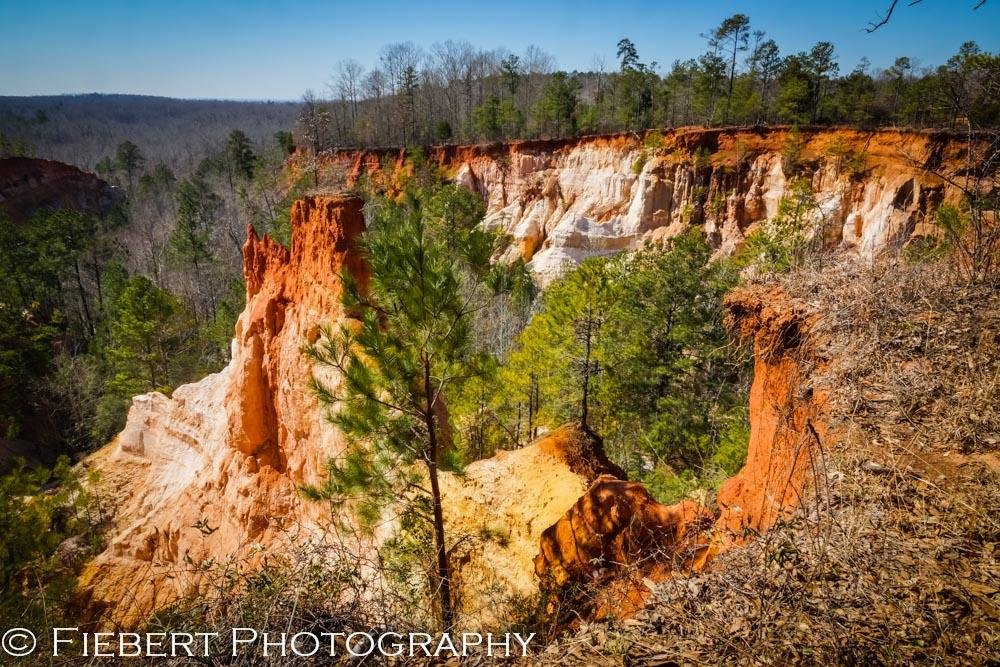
[305,186,492,629]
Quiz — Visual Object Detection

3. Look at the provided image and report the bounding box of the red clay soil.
[0,157,122,222]
[531,285,830,625]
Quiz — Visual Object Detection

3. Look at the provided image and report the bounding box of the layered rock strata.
[320,127,977,284]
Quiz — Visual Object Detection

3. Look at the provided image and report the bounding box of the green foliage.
[0,208,124,436]
[0,216,59,436]
[931,198,1000,283]
[250,161,310,248]
[780,126,806,174]
[202,278,245,359]
[643,131,666,149]
[631,150,649,175]
[736,178,819,274]
[434,120,454,143]
[485,257,535,306]
[225,129,257,182]
[115,140,145,188]
[46,352,105,450]
[103,276,200,398]
[904,234,951,265]
[170,174,219,269]
[274,130,295,155]
[504,258,613,428]
[642,406,748,505]
[305,184,495,627]
[0,131,31,157]
[472,95,525,142]
[139,162,177,194]
[644,467,702,505]
[711,406,751,475]
[533,72,579,137]
[0,457,103,630]
[0,458,77,588]
[824,136,868,178]
[504,230,748,474]
[306,188,489,503]
[614,39,660,131]
[602,232,743,471]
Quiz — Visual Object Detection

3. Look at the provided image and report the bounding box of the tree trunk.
[73,258,94,337]
[91,248,104,313]
[726,43,737,124]
[580,310,593,429]
[423,357,455,629]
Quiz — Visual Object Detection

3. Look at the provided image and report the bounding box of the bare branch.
[867,0,990,32]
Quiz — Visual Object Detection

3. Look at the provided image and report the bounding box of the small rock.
[861,460,893,475]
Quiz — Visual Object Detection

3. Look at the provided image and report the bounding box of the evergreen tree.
[305,187,493,629]
[115,140,145,189]
[103,276,199,399]
[533,72,579,137]
[709,14,752,123]
[602,232,740,471]
[398,65,419,144]
[170,174,219,276]
[225,129,257,183]
[615,38,656,130]
[748,38,781,122]
[504,259,613,430]
[500,54,522,97]
[504,232,745,475]
[274,130,295,155]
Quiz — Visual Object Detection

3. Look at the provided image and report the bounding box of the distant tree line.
[295,18,1000,151]
[0,95,298,173]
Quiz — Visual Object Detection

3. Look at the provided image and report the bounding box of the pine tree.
[115,140,145,190]
[709,14,752,124]
[103,276,199,399]
[225,130,257,185]
[170,174,220,320]
[504,258,613,431]
[305,187,493,629]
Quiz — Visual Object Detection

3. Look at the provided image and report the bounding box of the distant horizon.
[0,92,301,104]
[2,1,998,99]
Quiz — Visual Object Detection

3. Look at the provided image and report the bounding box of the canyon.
[321,126,978,283]
[76,127,980,628]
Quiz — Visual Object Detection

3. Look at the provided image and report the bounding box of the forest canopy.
[292,25,1000,150]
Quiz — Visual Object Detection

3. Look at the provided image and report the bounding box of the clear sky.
[1,0,997,100]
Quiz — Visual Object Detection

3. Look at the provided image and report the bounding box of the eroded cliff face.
[527,285,830,620]
[0,157,123,223]
[77,196,367,625]
[439,424,623,624]
[321,127,974,284]
[80,130,879,628]
[76,196,633,628]
[716,286,829,536]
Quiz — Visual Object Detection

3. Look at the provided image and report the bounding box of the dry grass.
[534,257,1000,665]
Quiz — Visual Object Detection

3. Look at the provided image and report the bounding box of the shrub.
[824,137,868,178]
[644,468,701,505]
[780,127,806,175]
[632,149,649,175]
[643,130,666,149]
[736,178,819,274]
[0,458,105,630]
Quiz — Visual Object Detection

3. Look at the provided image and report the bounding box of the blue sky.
[1,0,997,100]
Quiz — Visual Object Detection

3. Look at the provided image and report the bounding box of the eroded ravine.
[78,126,974,628]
